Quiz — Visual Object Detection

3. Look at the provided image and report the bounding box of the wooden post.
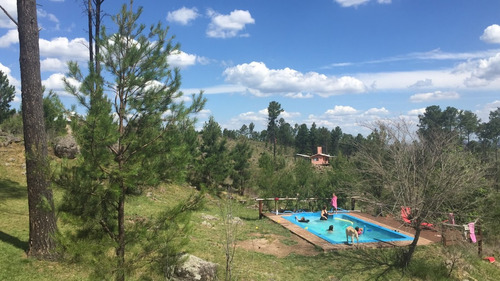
[258,200,263,219]
[441,224,447,246]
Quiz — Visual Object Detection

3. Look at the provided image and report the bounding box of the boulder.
[54,135,80,159]
[174,254,218,281]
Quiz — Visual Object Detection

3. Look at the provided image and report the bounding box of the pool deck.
[264,212,441,251]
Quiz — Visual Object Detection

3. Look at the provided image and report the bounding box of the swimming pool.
[283,213,413,244]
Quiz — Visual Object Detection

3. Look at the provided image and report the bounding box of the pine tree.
[230,137,253,195]
[0,70,16,124]
[197,116,231,191]
[58,2,205,280]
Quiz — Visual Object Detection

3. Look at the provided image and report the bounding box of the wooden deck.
[264,212,440,251]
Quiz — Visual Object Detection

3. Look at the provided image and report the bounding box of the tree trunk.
[17,0,58,259]
[115,179,126,281]
[402,226,421,267]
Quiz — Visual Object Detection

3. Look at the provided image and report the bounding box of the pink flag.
[331,195,337,210]
[468,222,476,243]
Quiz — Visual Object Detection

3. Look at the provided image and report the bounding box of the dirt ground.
[237,233,320,258]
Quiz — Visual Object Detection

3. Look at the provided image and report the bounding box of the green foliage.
[0,70,16,124]
[195,116,231,191]
[43,90,67,139]
[0,112,23,135]
[229,137,253,195]
[57,1,206,279]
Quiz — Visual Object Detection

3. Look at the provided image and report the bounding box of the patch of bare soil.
[237,233,320,258]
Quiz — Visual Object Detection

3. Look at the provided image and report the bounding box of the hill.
[2,142,500,280]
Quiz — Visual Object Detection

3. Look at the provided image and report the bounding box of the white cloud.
[0,0,17,28]
[168,50,197,68]
[409,78,433,88]
[41,58,67,72]
[365,107,389,115]
[0,62,19,88]
[223,61,366,97]
[334,0,391,8]
[42,73,80,96]
[480,24,500,44]
[409,90,460,103]
[206,9,255,38]
[463,53,500,86]
[335,0,370,8]
[0,29,18,47]
[408,108,426,116]
[476,100,500,121]
[325,105,359,115]
[39,37,89,61]
[167,7,199,25]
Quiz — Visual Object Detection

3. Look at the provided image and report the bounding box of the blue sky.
[1,0,500,135]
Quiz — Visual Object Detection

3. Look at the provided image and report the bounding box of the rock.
[201,221,213,228]
[54,135,80,159]
[201,214,218,221]
[174,254,217,281]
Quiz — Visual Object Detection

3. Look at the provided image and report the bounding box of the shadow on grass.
[0,179,26,202]
[327,247,406,281]
[0,231,28,252]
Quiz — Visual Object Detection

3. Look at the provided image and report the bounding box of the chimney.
[317,146,322,154]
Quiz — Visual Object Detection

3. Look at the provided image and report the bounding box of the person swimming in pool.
[320,206,328,220]
[355,226,363,235]
[327,225,334,232]
[295,216,309,223]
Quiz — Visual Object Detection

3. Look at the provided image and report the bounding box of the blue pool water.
[283,213,413,244]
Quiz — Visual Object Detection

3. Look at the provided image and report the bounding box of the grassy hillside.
[2,142,500,280]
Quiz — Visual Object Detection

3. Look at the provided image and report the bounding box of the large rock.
[174,254,218,281]
[54,135,80,159]
[0,131,21,147]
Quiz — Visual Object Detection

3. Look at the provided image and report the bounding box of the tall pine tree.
[59,2,205,280]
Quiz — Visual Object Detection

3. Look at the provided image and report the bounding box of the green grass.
[2,143,500,280]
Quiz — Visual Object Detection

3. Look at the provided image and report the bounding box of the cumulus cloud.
[0,62,19,88]
[409,90,460,103]
[480,24,500,44]
[41,58,67,72]
[0,29,18,48]
[168,50,197,68]
[408,108,426,116]
[325,105,359,115]
[463,53,500,87]
[42,73,80,96]
[223,61,366,97]
[365,107,389,115]
[206,9,255,38]
[39,37,89,61]
[167,7,199,25]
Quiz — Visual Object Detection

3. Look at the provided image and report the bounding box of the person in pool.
[355,226,363,235]
[295,216,309,223]
[327,225,334,232]
[320,206,328,220]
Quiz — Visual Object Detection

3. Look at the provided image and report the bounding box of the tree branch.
[0,5,18,26]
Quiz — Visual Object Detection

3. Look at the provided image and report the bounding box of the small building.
[296,146,332,166]
[310,146,331,165]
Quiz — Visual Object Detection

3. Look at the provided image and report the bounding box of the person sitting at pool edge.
[295,216,309,223]
[355,226,363,235]
[320,206,328,220]
[327,225,334,232]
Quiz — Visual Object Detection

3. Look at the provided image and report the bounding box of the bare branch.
[0,5,18,26]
